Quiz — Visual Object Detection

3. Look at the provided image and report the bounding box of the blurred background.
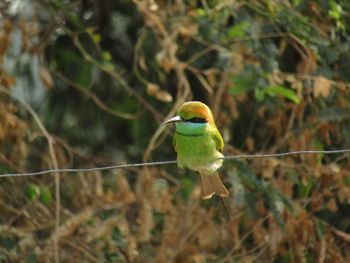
[1,0,350,262]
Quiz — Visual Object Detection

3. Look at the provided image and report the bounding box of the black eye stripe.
[186,117,208,123]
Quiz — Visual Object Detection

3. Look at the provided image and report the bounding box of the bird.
[163,101,229,199]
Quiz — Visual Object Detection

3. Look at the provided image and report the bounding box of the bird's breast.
[174,132,223,174]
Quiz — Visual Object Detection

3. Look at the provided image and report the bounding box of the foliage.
[1,0,350,262]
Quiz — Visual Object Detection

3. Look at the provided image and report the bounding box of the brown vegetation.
[0,0,350,262]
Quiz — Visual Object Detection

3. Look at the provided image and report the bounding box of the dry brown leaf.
[115,212,139,260]
[257,106,266,119]
[147,82,160,96]
[308,2,322,17]
[261,158,279,179]
[332,227,350,242]
[93,171,104,198]
[225,95,240,120]
[155,89,173,102]
[50,208,94,241]
[294,101,306,121]
[268,215,284,256]
[155,36,179,72]
[137,200,154,243]
[135,170,155,243]
[245,137,255,152]
[278,38,288,55]
[139,56,147,71]
[284,73,296,83]
[297,49,317,74]
[97,174,135,206]
[269,70,283,86]
[19,18,30,52]
[150,178,173,212]
[0,71,16,87]
[318,123,332,145]
[197,224,220,249]
[204,68,219,87]
[177,244,205,263]
[147,82,173,102]
[252,221,268,245]
[116,174,136,204]
[87,216,117,242]
[327,241,344,263]
[314,77,331,98]
[291,80,303,95]
[266,111,288,139]
[316,237,326,263]
[0,20,12,64]
[178,22,198,38]
[0,101,28,165]
[158,57,176,72]
[39,67,54,90]
[327,198,338,212]
[156,198,203,263]
[287,207,315,263]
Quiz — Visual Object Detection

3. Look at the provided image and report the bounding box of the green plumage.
[173,120,224,175]
[163,101,229,199]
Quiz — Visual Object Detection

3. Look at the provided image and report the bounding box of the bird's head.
[163,101,216,135]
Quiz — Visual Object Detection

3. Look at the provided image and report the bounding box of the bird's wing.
[172,134,178,153]
[211,127,224,152]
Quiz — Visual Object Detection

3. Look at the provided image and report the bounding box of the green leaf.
[315,219,327,239]
[226,21,251,38]
[318,107,350,122]
[112,227,128,248]
[254,85,300,103]
[0,236,15,250]
[265,188,285,228]
[298,177,313,198]
[229,74,255,95]
[275,189,295,214]
[254,87,267,101]
[0,254,8,261]
[328,1,342,20]
[39,186,52,205]
[312,140,325,165]
[268,86,300,103]
[343,176,350,186]
[180,177,195,198]
[26,184,41,200]
[0,166,12,174]
[26,254,37,263]
[196,8,206,16]
[102,51,112,62]
[154,178,169,190]
[91,34,102,44]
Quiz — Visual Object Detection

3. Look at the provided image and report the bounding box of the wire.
[0,149,349,178]
[221,149,350,159]
[0,160,177,178]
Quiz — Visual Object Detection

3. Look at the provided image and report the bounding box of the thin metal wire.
[1,149,349,178]
[221,149,350,159]
[0,160,177,178]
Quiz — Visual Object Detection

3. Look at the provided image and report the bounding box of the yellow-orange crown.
[177,101,215,124]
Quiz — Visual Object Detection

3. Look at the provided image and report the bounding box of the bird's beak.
[162,115,183,125]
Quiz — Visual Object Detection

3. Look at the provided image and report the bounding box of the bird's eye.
[187,117,208,123]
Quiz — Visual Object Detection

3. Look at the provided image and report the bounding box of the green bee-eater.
[163,101,229,199]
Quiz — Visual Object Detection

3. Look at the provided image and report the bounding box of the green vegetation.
[0,0,350,262]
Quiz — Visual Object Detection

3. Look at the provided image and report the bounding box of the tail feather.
[200,172,229,200]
